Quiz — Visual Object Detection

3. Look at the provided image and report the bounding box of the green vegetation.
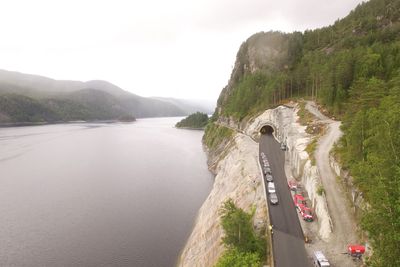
[210,1,400,265]
[337,81,400,266]
[215,199,267,267]
[317,185,325,196]
[215,249,260,267]
[0,91,136,124]
[305,138,318,165]
[222,72,276,120]
[297,101,314,126]
[175,112,209,129]
[203,123,234,149]
[0,94,58,123]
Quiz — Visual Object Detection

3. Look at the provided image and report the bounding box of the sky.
[0,0,365,102]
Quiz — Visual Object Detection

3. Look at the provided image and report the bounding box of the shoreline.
[175,126,205,130]
[0,119,136,128]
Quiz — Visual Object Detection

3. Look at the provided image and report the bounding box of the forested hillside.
[0,90,135,124]
[175,112,209,129]
[208,0,400,266]
[0,70,214,123]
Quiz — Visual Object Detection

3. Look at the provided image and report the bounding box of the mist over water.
[0,118,213,267]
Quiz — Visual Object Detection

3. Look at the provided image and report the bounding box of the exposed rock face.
[216,32,290,118]
[178,134,267,267]
[179,104,333,266]
[329,156,365,215]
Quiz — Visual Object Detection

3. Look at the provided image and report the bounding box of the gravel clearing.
[304,101,362,267]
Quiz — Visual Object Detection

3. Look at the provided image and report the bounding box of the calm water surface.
[0,118,213,267]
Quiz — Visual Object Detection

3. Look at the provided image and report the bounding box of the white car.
[269,192,278,205]
[313,251,330,267]
[267,182,276,194]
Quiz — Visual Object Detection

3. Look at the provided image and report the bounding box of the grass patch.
[297,101,315,126]
[317,185,325,196]
[203,122,234,150]
[305,138,318,165]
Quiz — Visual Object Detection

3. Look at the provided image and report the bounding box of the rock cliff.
[178,133,267,267]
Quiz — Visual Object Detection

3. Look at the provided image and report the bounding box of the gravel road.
[306,101,361,267]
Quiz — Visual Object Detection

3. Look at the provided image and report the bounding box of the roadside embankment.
[178,133,267,267]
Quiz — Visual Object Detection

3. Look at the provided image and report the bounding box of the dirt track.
[305,101,360,266]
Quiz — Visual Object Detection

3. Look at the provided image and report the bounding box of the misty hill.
[205,0,400,265]
[151,97,215,114]
[0,69,211,123]
[0,89,135,124]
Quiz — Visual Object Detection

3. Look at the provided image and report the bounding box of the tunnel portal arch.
[259,124,275,135]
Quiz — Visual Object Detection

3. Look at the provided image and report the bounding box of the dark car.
[265,174,273,182]
[280,142,287,151]
[263,167,272,175]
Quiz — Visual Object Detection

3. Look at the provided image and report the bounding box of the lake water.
[0,118,213,267]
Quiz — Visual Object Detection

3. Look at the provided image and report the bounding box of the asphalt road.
[260,133,310,267]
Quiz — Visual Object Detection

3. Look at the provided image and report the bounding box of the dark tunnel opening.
[260,125,274,135]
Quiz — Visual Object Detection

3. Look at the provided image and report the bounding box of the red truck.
[293,194,307,211]
[300,206,314,222]
[348,245,365,259]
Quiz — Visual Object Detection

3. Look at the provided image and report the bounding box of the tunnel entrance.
[260,125,274,135]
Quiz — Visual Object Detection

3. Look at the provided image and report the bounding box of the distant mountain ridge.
[150,97,215,114]
[0,69,214,123]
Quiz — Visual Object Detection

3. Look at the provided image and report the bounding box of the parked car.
[288,179,298,191]
[293,194,306,211]
[263,166,272,175]
[269,192,278,205]
[263,161,270,167]
[313,251,330,267]
[267,182,276,194]
[300,206,314,222]
[280,142,287,151]
[265,174,273,182]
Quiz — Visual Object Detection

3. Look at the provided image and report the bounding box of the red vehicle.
[288,179,298,191]
[300,206,313,222]
[347,245,365,259]
[293,194,306,211]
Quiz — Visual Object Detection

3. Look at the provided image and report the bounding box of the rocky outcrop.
[329,156,365,215]
[178,134,267,267]
[216,32,290,120]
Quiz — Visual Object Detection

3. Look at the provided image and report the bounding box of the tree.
[219,199,266,257]
[215,249,261,267]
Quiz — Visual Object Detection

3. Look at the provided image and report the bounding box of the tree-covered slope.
[0,94,59,123]
[175,112,209,129]
[208,0,400,266]
[0,90,135,123]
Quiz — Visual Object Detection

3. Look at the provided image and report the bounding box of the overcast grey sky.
[0,0,365,101]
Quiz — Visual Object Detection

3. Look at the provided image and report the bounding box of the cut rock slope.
[178,134,267,267]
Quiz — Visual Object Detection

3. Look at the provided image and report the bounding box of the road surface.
[260,133,310,267]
